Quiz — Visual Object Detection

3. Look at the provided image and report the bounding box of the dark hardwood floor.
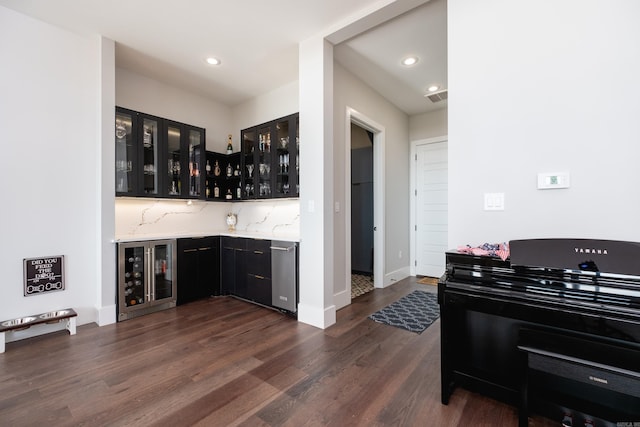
[0,277,555,426]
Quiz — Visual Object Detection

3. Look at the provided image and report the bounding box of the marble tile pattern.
[115,198,299,241]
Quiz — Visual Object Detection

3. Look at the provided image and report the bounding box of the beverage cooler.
[117,240,177,321]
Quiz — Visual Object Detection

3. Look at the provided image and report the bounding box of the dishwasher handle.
[270,245,293,252]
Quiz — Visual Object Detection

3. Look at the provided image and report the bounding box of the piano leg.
[519,351,529,427]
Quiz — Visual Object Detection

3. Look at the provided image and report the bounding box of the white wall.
[232,80,299,133]
[0,6,102,327]
[409,108,447,141]
[333,62,410,299]
[448,0,640,246]
[116,68,233,153]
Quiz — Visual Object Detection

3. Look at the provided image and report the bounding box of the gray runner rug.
[368,290,440,334]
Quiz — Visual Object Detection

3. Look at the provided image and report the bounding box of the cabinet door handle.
[253,250,264,254]
[270,246,293,252]
[254,275,265,280]
[184,249,198,253]
[198,247,211,251]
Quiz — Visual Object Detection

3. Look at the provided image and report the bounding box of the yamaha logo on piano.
[574,247,608,255]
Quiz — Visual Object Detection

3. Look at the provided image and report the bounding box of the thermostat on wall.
[537,172,570,189]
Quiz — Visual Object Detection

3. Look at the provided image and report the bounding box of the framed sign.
[23,255,65,296]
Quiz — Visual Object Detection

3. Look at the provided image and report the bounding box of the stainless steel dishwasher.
[270,241,298,313]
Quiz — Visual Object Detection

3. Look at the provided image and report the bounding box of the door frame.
[345,107,385,296]
[410,135,448,277]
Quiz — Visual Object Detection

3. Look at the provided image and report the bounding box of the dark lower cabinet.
[221,236,246,297]
[222,237,275,308]
[245,239,272,306]
[177,236,220,305]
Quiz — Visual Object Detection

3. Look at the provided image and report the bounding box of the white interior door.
[415,141,448,277]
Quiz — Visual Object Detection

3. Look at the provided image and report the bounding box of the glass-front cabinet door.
[274,116,299,198]
[188,127,204,198]
[166,122,183,197]
[257,125,273,198]
[115,108,137,195]
[240,113,299,200]
[295,116,299,196]
[140,114,160,196]
[242,128,257,198]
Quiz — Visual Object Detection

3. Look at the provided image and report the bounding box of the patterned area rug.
[352,274,374,299]
[368,290,440,334]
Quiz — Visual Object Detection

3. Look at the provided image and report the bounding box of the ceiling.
[0,0,446,116]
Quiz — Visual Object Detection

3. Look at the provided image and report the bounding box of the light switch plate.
[538,172,570,189]
[484,193,505,211]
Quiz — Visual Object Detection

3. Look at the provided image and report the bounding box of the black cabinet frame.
[241,113,299,200]
[115,106,206,200]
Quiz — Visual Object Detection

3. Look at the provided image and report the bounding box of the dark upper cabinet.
[241,113,299,200]
[115,107,205,199]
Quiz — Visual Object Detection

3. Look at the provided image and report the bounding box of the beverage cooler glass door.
[119,244,148,312]
[151,240,177,305]
[141,117,160,196]
[115,109,136,194]
[118,240,177,321]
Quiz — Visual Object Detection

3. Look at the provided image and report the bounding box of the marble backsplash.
[115,198,300,240]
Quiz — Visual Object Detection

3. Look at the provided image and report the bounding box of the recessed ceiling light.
[427,85,440,92]
[401,56,419,66]
[206,57,221,66]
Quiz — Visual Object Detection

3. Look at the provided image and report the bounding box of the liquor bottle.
[205,160,211,174]
[225,188,232,200]
[206,179,210,197]
[226,163,232,177]
[214,181,220,198]
[214,160,221,176]
[236,181,242,199]
[234,164,240,176]
[226,134,233,154]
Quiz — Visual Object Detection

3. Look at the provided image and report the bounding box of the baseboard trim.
[297,303,336,329]
[382,266,411,288]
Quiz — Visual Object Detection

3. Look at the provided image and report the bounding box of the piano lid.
[509,238,640,276]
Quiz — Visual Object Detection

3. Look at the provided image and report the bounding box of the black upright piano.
[438,239,640,427]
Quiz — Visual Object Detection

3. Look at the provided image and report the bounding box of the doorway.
[345,108,385,305]
[411,137,448,278]
[351,123,374,298]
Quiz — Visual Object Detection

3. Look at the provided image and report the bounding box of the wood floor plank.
[0,277,556,426]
